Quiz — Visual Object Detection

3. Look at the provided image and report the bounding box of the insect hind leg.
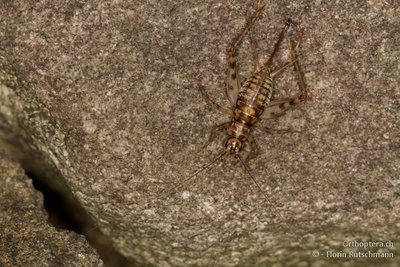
[231,2,265,51]
[260,28,308,120]
[227,2,265,105]
[226,46,241,106]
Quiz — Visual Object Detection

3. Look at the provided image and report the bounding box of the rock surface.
[0,0,399,266]
[0,149,103,266]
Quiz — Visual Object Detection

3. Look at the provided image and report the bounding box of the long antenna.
[161,151,226,197]
[237,155,289,227]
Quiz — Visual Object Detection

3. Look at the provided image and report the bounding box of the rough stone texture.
[0,149,103,266]
[0,0,399,266]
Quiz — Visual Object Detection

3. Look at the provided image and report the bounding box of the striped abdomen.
[228,72,273,141]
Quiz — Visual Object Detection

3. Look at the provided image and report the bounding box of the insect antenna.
[161,151,226,197]
[237,155,290,228]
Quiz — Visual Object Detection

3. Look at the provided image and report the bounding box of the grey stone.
[0,149,104,266]
[0,0,399,266]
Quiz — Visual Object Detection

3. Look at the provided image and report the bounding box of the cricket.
[177,1,308,222]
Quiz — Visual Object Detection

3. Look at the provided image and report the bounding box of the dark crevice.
[0,136,138,267]
[26,169,138,267]
[29,171,84,232]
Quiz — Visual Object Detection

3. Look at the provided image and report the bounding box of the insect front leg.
[196,122,230,154]
[183,70,232,115]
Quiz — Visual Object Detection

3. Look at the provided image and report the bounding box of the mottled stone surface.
[0,149,103,266]
[0,0,399,266]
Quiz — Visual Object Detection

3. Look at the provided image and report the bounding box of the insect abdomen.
[228,73,273,140]
[235,73,273,124]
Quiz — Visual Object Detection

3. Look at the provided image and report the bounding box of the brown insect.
[180,2,308,220]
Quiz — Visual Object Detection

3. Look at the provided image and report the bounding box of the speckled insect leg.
[259,97,304,120]
[196,122,231,154]
[260,29,307,120]
[183,70,232,115]
[231,2,265,50]
[226,47,241,106]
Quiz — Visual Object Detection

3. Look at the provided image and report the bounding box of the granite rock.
[0,0,399,266]
[0,149,103,266]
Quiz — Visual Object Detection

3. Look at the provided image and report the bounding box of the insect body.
[178,2,310,224]
[184,3,308,180]
[225,70,273,155]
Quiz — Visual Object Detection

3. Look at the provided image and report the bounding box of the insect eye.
[224,139,229,148]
